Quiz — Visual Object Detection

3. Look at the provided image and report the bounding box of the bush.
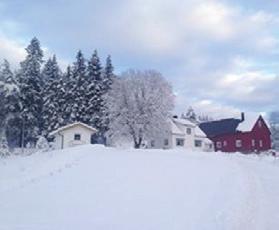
[36,136,50,152]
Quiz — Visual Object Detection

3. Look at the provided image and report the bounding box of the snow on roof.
[172,118,196,127]
[195,126,207,138]
[169,119,185,135]
[49,122,97,136]
[237,114,260,132]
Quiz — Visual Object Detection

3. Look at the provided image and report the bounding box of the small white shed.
[49,122,98,149]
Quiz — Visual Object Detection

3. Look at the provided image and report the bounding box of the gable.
[49,122,97,136]
[251,116,271,134]
[59,125,96,135]
[237,115,271,134]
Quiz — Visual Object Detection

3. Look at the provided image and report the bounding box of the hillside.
[0,145,279,230]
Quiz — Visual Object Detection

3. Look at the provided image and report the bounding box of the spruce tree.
[18,37,44,145]
[63,65,75,124]
[42,55,64,133]
[100,55,115,142]
[69,50,87,123]
[0,60,22,147]
[103,55,115,91]
[86,50,103,128]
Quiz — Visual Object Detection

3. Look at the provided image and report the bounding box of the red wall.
[212,117,271,153]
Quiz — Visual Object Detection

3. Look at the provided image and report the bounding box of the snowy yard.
[0,145,279,230]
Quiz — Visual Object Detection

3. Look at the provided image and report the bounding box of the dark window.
[176,138,184,146]
[151,140,155,147]
[74,134,81,141]
[186,128,191,135]
[164,139,169,146]
[195,140,202,147]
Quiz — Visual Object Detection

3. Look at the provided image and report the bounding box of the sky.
[0,0,278,119]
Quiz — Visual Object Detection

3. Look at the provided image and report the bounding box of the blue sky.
[0,0,278,118]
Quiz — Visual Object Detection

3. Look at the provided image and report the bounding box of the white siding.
[147,118,213,152]
[53,125,96,149]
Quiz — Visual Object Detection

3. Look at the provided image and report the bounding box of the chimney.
[241,112,245,122]
[173,115,178,119]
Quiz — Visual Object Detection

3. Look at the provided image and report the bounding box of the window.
[195,140,202,147]
[251,139,255,147]
[151,140,155,147]
[258,120,262,128]
[176,138,185,146]
[74,134,81,141]
[259,140,263,148]
[186,128,192,135]
[164,139,169,146]
[236,139,242,148]
[223,141,227,147]
[216,141,222,148]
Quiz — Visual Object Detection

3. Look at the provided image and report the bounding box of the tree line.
[0,37,115,149]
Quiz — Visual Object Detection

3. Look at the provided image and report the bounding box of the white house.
[49,122,98,149]
[148,117,213,152]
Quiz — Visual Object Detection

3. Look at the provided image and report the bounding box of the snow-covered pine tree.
[0,80,6,137]
[1,59,14,83]
[63,65,75,124]
[18,37,44,145]
[69,50,87,123]
[103,55,115,92]
[100,55,115,143]
[0,60,22,147]
[181,106,197,123]
[270,111,279,150]
[86,50,103,129]
[63,65,72,81]
[42,55,65,133]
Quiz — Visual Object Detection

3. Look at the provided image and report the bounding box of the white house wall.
[148,119,213,152]
[54,125,96,149]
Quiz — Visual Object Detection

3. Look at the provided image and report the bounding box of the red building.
[199,113,271,153]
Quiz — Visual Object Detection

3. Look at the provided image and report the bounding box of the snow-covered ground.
[0,145,279,230]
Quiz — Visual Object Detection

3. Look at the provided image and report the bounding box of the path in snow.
[0,145,278,230]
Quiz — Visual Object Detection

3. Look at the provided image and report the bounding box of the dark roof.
[199,118,242,138]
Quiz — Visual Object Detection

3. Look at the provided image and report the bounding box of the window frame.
[223,140,227,147]
[195,140,202,147]
[235,139,242,148]
[74,134,81,141]
[176,138,185,147]
[251,139,256,147]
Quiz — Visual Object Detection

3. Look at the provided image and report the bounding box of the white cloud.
[0,34,25,67]
[0,0,278,116]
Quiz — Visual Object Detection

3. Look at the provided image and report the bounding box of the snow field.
[0,145,278,230]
